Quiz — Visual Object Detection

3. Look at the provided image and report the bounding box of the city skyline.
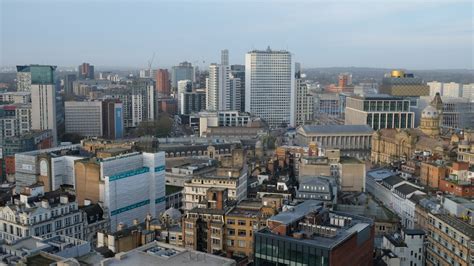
[1,0,472,70]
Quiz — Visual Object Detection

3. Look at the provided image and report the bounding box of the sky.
[1,0,473,70]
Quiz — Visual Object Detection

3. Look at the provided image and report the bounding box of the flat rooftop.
[268,200,323,225]
[300,125,374,135]
[261,210,373,250]
[101,241,235,266]
[367,168,398,181]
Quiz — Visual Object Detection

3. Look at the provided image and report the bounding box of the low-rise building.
[366,169,425,229]
[80,203,109,246]
[254,200,375,266]
[99,241,236,266]
[183,149,247,210]
[382,229,425,266]
[0,184,84,244]
[426,213,474,266]
[296,176,337,204]
[224,200,277,260]
[0,235,90,264]
[299,149,366,192]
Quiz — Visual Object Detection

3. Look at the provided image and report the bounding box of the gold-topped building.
[379,69,429,96]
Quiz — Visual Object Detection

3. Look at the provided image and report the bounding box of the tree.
[135,114,172,137]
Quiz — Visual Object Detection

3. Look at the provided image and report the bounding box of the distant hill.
[303,67,474,85]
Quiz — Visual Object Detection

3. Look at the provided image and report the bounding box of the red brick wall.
[330,225,374,266]
[439,179,474,197]
[5,156,15,175]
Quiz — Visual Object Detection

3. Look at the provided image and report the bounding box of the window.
[228,229,235,236]
[227,239,234,247]
[238,220,246,226]
[238,230,246,237]
[227,219,235,225]
[238,240,246,248]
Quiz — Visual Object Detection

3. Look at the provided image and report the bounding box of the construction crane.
[147,52,156,72]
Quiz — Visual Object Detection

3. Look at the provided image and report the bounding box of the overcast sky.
[1,0,472,69]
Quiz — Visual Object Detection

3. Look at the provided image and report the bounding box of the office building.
[221,49,229,66]
[171,61,194,89]
[245,47,295,127]
[75,150,166,232]
[231,65,245,112]
[64,100,123,139]
[426,213,473,266]
[155,69,171,97]
[178,79,192,114]
[254,200,374,266]
[64,74,77,96]
[29,65,58,145]
[462,83,474,100]
[102,99,124,139]
[345,94,414,130]
[428,81,443,96]
[77,63,94,80]
[442,82,463,97]
[295,78,314,126]
[195,110,253,137]
[313,93,344,118]
[338,73,352,88]
[0,91,31,104]
[181,90,206,115]
[379,70,429,96]
[65,101,103,137]
[412,95,473,129]
[0,184,84,243]
[106,79,154,128]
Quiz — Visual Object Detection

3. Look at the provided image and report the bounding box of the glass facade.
[30,65,55,84]
[254,232,329,266]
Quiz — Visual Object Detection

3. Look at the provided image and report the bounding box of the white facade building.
[0,92,31,104]
[0,185,84,244]
[427,81,443,96]
[178,80,192,114]
[31,84,57,146]
[366,169,425,229]
[462,83,474,101]
[101,151,166,231]
[245,47,295,127]
[295,78,314,126]
[207,63,239,111]
[382,229,425,266]
[65,101,103,137]
[443,82,462,98]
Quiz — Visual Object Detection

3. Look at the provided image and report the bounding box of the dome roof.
[162,207,182,221]
[422,105,439,119]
